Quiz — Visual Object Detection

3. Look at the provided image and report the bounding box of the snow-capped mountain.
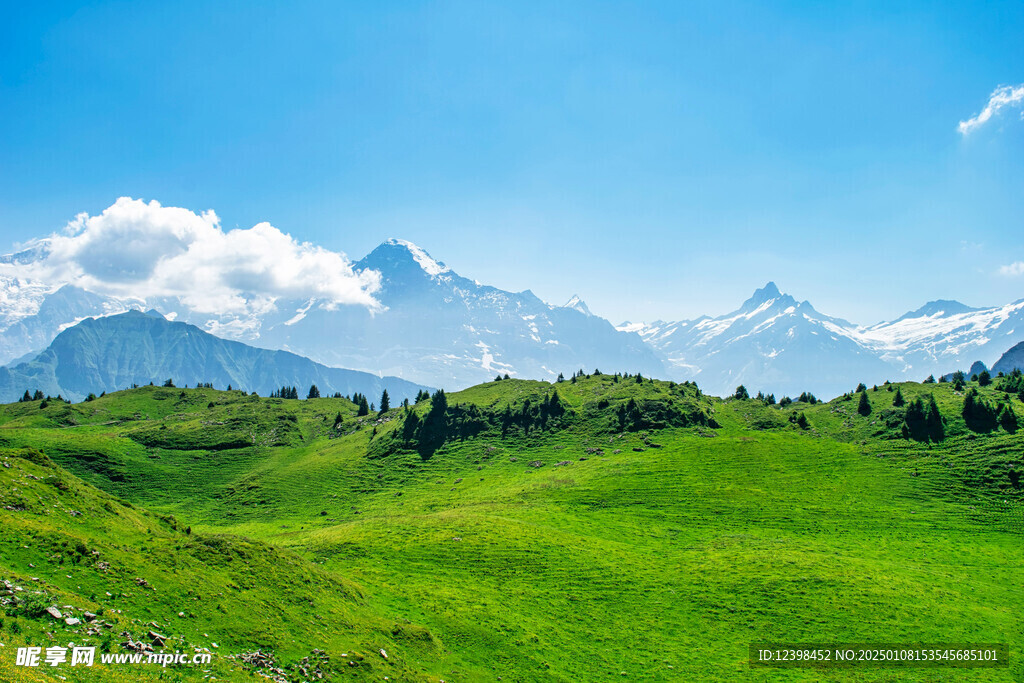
[249,239,667,387]
[3,229,1023,398]
[621,283,1024,398]
[562,295,593,317]
[620,283,891,399]
[0,279,129,365]
[853,298,1024,376]
[0,239,667,390]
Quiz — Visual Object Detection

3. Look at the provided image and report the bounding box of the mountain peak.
[754,281,781,300]
[892,299,980,322]
[563,295,593,317]
[373,239,450,276]
[738,281,788,312]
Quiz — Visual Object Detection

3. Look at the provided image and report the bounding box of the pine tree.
[418,389,448,450]
[357,394,370,416]
[978,370,992,387]
[925,395,944,441]
[307,384,321,399]
[20,390,31,403]
[796,412,809,429]
[923,374,936,384]
[998,403,1018,433]
[857,390,871,416]
[893,388,905,407]
[962,388,997,432]
[733,385,749,400]
[402,410,421,442]
[379,389,390,414]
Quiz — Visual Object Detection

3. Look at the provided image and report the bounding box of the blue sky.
[1,0,1023,325]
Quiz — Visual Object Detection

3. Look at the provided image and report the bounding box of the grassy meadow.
[0,374,1021,681]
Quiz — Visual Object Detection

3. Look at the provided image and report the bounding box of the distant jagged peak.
[891,299,982,322]
[737,281,794,312]
[563,294,593,317]
[366,238,451,277]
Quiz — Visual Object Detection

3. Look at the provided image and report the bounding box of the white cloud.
[1,197,382,317]
[997,261,1024,277]
[958,84,1024,135]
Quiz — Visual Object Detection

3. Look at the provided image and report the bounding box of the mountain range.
[620,283,1024,398]
[0,310,428,403]
[0,238,1022,399]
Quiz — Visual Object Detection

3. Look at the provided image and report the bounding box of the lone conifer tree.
[893,388,905,407]
[379,389,390,414]
[857,390,871,416]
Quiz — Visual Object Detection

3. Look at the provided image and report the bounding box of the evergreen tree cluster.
[996,369,1024,402]
[270,386,300,399]
[394,389,572,457]
[901,395,944,442]
[351,392,371,416]
[788,411,810,429]
[18,390,45,402]
[962,388,1016,433]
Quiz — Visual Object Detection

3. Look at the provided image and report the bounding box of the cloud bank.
[958,84,1024,135]
[1,197,381,318]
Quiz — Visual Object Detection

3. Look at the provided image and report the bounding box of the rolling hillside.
[1,372,1021,681]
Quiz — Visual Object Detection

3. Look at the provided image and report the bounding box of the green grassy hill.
[1,373,1021,681]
